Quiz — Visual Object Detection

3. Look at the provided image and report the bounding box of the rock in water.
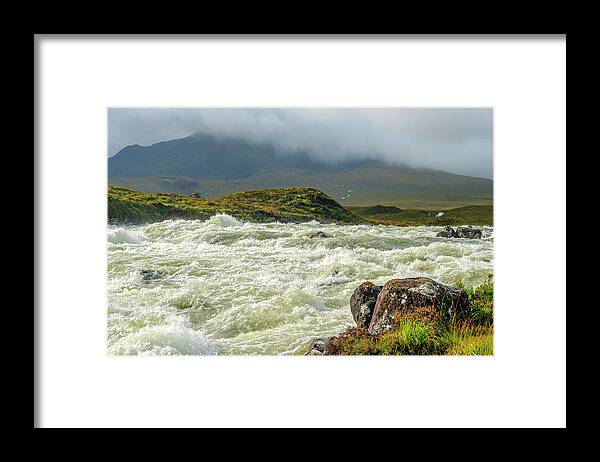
[456,226,483,239]
[308,231,332,239]
[305,338,328,355]
[436,226,457,238]
[140,269,166,281]
[368,277,469,336]
[350,282,383,328]
[436,226,482,239]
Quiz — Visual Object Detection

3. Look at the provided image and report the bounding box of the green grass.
[461,275,494,324]
[346,204,493,227]
[443,324,494,355]
[327,277,494,356]
[108,186,366,225]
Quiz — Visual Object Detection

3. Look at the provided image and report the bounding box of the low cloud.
[108,108,493,178]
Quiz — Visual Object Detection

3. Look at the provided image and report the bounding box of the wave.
[107,226,147,244]
[108,315,217,356]
[206,214,244,228]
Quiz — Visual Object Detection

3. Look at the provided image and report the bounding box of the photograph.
[107,108,494,356]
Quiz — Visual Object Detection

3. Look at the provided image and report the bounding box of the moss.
[323,327,372,355]
[108,186,366,225]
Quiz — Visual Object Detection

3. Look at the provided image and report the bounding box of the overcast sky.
[108,108,493,178]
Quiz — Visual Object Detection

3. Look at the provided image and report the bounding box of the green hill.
[108,186,366,225]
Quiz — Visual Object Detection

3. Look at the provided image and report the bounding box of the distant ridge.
[108,133,493,209]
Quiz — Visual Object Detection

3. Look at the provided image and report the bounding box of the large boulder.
[350,282,382,328]
[456,226,483,239]
[368,277,469,336]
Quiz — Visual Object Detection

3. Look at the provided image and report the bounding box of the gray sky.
[108,108,493,178]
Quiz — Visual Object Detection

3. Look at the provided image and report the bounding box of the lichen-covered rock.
[456,226,483,239]
[436,226,457,238]
[368,277,469,336]
[350,281,382,328]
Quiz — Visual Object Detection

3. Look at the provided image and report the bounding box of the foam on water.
[107,217,494,355]
[108,226,147,245]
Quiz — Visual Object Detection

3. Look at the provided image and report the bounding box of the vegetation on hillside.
[108,186,366,225]
[346,204,493,226]
[322,276,494,356]
[109,174,493,210]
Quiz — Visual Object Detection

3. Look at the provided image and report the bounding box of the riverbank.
[109,186,492,228]
[310,276,493,355]
[108,186,366,225]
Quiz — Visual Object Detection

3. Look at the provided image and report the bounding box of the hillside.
[108,133,493,209]
[108,186,366,225]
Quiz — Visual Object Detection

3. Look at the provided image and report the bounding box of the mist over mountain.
[108,108,493,179]
[108,132,382,180]
[108,132,493,209]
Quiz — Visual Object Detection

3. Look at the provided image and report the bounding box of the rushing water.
[107,216,493,355]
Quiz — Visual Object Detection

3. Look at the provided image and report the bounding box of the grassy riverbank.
[108,186,366,225]
[322,276,494,355]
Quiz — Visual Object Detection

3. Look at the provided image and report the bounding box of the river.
[107,215,493,355]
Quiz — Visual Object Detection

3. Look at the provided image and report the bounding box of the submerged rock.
[308,231,332,239]
[140,269,166,281]
[350,281,382,328]
[368,277,469,336]
[456,226,483,239]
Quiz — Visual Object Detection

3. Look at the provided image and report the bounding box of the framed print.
[35,35,566,428]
